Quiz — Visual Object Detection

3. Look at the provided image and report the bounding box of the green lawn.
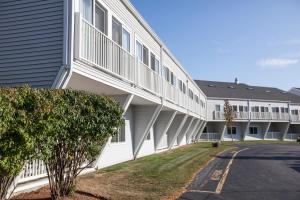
[77,142,231,200]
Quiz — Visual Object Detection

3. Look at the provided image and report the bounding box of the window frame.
[94,2,107,35]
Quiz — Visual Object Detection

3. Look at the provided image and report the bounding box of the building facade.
[0,0,299,195]
[0,0,207,193]
[195,80,300,142]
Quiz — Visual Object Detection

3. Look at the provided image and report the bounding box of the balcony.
[74,14,201,116]
[213,111,248,120]
[250,112,290,121]
[291,115,300,122]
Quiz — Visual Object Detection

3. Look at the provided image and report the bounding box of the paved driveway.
[179,144,300,200]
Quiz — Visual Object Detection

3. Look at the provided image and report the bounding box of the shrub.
[0,87,123,200]
[0,87,41,200]
[35,89,123,199]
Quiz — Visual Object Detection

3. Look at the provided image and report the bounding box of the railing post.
[74,13,82,60]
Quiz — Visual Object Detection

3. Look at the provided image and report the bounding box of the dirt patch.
[12,187,108,200]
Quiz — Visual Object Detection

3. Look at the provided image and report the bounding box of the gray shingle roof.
[195,80,300,104]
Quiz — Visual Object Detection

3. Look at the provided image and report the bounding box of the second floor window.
[81,0,93,23]
[112,17,122,46]
[150,53,160,73]
[272,107,279,113]
[163,66,170,82]
[95,3,107,34]
[122,29,130,52]
[291,110,299,115]
[143,46,149,66]
[215,105,221,112]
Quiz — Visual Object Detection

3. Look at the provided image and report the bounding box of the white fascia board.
[206,97,291,104]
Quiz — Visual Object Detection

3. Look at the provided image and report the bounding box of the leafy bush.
[35,89,123,199]
[0,87,123,200]
[0,87,41,200]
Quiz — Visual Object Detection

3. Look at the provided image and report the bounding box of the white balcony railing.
[77,17,136,83]
[200,133,221,141]
[74,14,203,117]
[291,115,300,122]
[233,112,249,119]
[265,132,282,140]
[213,111,248,120]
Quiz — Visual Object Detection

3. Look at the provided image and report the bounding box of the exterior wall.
[0,0,64,88]
[97,105,134,168]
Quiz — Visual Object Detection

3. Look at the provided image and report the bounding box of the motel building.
[0,0,300,194]
[195,80,300,142]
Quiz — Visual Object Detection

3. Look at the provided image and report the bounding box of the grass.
[76,142,230,200]
[76,140,298,200]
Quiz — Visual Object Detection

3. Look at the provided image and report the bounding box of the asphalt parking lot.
[179,144,300,200]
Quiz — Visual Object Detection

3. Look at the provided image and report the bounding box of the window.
[215,105,221,112]
[95,3,107,34]
[239,106,244,112]
[232,105,238,112]
[189,89,194,99]
[81,0,93,23]
[285,108,289,113]
[203,127,207,133]
[260,107,268,112]
[244,106,248,112]
[150,53,160,73]
[227,127,237,135]
[143,45,149,66]
[164,66,170,82]
[249,127,258,135]
[170,72,176,86]
[122,29,130,52]
[178,80,183,91]
[195,95,199,104]
[111,125,125,143]
[251,106,259,112]
[136,41,143,62]
[183,83,186,94]
[272,107,279,113]
[291,110,299,115]
[112,17,122,46]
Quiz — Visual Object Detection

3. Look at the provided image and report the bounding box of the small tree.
[35,89,123,199]
[0,87,41,200]
[224,100,234,142]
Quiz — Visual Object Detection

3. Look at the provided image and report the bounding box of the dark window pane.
[95,3,107,34]
[112,17,122,46]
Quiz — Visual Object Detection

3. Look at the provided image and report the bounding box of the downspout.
[52,0,73,89]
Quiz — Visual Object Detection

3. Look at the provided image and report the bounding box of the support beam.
[133,105,162,159]
[195,121,207,141]
[154,110,177,150]
[168,114,188,149]
[95,94,134,168]
[242,121,251,141]
[220,123,227,142]
[186,119,201,144]
[263,122,272,140]
[282,122,290,141]
[192,120,204,142]
[177,117,194,145]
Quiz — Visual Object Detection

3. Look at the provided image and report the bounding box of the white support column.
[220,123,227,142]
[177,117,194,145]
[154,110,177,150]
[133,105,162,159]
[168,114,188,149]
[186,119,201,144]
[282,122,290,141]
[263,122,271,140]
[196,121,207,141]
[242,121,251,141]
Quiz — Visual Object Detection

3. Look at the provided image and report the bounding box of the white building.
[0,0,299,195]
[195,80,300,142]
[0,0,207,193]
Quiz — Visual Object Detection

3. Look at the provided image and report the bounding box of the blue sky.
[130,0,300,90]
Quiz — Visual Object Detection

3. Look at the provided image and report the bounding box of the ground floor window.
[111,125,126,143]
[146,132,151,140]
[249,127,258,134]
[227,127,237,135]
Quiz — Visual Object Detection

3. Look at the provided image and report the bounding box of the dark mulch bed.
[12,187,108,200]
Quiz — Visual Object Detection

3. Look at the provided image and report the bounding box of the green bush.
[35,89,123,199]
[0,87,41,200]
[0,87,123,200]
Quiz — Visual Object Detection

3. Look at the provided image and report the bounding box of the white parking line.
[215,148,249,194]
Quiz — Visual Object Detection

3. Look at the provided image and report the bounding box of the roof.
[195,80,300,104]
